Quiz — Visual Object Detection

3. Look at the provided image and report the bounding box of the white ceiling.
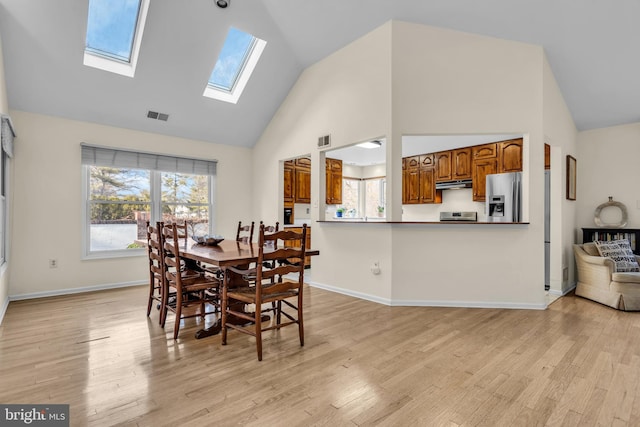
[1,1,638,148]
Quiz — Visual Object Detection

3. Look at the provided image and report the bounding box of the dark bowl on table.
[191,235,224,246]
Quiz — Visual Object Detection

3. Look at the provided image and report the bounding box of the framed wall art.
[566,155,576,200]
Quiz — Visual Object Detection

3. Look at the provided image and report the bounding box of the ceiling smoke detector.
[216,0,229,8]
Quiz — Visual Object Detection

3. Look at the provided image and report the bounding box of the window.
[83,0,149,77]
[161,172,210,236]
[0,116,15,266]
[341,177,386,219]
[364,178,386,218]
[0,149,5,264]
[341,178,360,217]
[203,27,267,104]
[81,145,216,258]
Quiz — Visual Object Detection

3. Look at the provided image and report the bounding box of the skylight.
[83,0,149,78]
[204,27,267,104]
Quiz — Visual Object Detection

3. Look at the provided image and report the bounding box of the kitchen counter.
[316,220,529,225]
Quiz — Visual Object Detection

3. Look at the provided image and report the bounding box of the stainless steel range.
[439,211,478,222]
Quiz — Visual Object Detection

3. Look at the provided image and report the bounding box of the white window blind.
[1,115,15,158]
[81,144,217,175]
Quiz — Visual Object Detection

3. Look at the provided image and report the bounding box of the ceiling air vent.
[147,110,169,121]
[317,134,331,148]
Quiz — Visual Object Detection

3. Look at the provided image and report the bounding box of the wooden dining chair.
[221,224,307,361]
[145,221,165,322]
[161,223,221,339]
[236,221,255,244]
[260,220,279,234]
[165,220,188,240]
[260,221,280,280]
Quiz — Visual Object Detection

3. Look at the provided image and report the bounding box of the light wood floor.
[2,285,640,426]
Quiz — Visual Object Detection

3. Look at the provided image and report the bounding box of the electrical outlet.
[49,259,58,269]
[371,261,381,275]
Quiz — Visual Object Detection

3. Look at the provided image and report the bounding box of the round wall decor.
[594,196,628,228]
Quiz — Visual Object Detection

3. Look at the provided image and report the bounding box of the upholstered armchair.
[574,242,640,311]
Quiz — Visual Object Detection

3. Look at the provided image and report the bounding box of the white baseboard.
[307,280,392,305]
[549,282,576,297]
[307,280,547,310]
[9,280,146,301]
[0,295,8,325]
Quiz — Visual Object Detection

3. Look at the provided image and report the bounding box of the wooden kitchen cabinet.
[498,138,523,173]
[402,154,441,204]
[404,138,521,203]
[295,156,311,203]
[471,143,498,202]
[472,143,498,160]
[403,157,420,204]
[284,156,312,204]
[544,143,550,170]
[452,147,472,180]
[434,151,452,182]
[420,153,436,168]
[295,156,311,169]
[419,167,439,203]
[284,160,294,203]
[325,158,342,205]
[284,226,312,267]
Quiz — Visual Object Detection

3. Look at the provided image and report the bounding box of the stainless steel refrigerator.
[486,172,522,222]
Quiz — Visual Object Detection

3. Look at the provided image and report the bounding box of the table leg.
[194,268,269,339]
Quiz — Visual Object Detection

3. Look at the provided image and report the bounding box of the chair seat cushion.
[612,272,640,283]
[594,239,640,272]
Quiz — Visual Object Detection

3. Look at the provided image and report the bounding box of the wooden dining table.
[178,239,319,339]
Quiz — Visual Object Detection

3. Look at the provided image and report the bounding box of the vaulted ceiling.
[1,0,638,148]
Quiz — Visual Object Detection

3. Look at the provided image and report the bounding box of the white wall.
[389,21,546,306]
[0,33,10,321]
[542,55,578,294]
[577,122,640,230]
[253,20,557,308]
[9,111,252,297]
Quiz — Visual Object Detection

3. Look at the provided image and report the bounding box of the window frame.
[83,0,150,78]
[203,27,267,104]
[364,177,386,218]
[82,164,216,260]
[0,149,6,265]
[0,116,14,268]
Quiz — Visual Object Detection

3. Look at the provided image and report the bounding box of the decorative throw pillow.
[594,239,640,272]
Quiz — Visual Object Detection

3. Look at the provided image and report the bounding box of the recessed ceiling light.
[216,0,229,8]
[357,140,382,149]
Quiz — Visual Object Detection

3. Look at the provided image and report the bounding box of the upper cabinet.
[434,151,452,182]
[325,158,342,205]
[471,143,498,202]
[544,143,550,170]
[294,157,311,203]
[284,157,311,204]
[498,138,523,173]
[284,160,295,203]
[472,139,523,201]
[404,138,523,203]
[472,143,497,160]
[452,147,472,180]
[402,154,441,204]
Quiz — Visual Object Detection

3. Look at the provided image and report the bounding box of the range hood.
[435,179,473,190]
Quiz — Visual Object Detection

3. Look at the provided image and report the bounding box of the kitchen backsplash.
[401,188,485,221]
[294,203,311,220]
